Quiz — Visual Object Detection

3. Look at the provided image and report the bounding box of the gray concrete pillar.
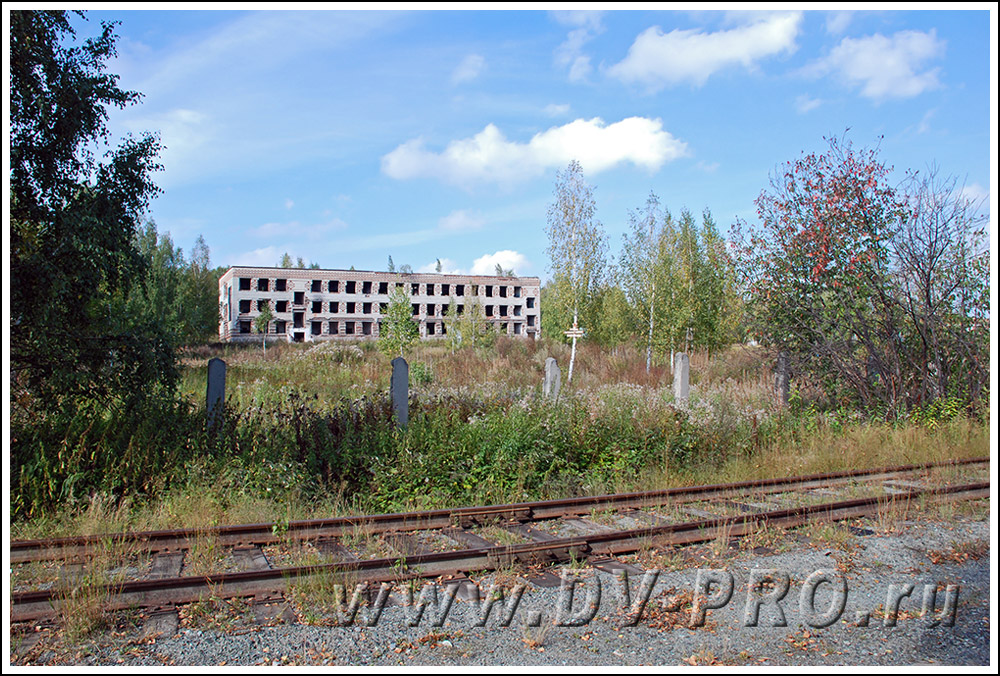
[673,352,690,401]
[206,357,226,430]
[543,357,561,400]
[775,351,790,408]
[391,356,409,428]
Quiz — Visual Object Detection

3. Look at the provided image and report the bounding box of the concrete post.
[206,357,226,430]
[775,351,790,408]
[673,352,690,402]
[543,357,561,400]
[391,356,409,429]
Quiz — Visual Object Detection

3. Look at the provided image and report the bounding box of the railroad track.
[10,457,989,627]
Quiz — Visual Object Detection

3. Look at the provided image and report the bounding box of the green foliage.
[377,286,419,357]
[409,361,433,385]
[545,160,609,327]
[11,10,173,407]
[731,136,988,415]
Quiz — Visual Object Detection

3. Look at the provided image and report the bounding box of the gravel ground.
[10,509,991,667]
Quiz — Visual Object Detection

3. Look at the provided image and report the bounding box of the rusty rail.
[10,480,989,622]
[11,456,988,564]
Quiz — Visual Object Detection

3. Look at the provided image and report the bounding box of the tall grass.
[11,337,988,535]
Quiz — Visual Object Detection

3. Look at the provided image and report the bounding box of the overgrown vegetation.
[11,339,988,532]
[8,11,988,539]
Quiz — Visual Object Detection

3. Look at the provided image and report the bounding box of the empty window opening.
[514,286,521,298]
[411,283,419,295]
[345,321,355,335]
[258,299,270,312]
[257,278,269,291]
[346,302,356,313]
[312,301,322,313]
[514,306,521,316]
[346,281,356,294]
[514,323,522,335]
[457,304,464,315]
[239,320,251,333]
[311,321,322,336]
[485,305,494,317]
[363,302,372,314]
[456,284,464,296]
[378,282,388,294]
[329,321,338,335]
[294,291,305,305]
[427,322,435,336]
[440,323,447,335]
[527,315,535,327]
[441,284,450,295]
[293,312,304,328]
[411,304,419,316]
[330,301,339,313]
[293,332,304,343]
[311,280,322,292]
[275,320,286,334]
[526,297,535,309]
[396,282,404,290]
[441,304,449,316]
[426,283,434,295]
[362,281,372,294]
[427,303,436,316]
[499,286,507,298]
[499,305,508,317]
[471,284,479,296]
[328,280,339,293]
[276,279,287,291]
[362,321,372,336]
[239,300,251,313]
[239,278,251,291]
[379,302,387,313]
[485,285,493,297]
[276,300,288,312]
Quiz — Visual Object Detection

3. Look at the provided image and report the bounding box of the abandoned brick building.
[218,266,541,343]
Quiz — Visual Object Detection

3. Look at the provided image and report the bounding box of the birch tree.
[620,193,663,372]
[545,161,608,382]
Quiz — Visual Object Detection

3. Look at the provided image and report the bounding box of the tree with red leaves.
[732,136,988,417]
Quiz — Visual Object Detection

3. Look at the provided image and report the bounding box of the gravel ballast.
[10,513,990,667]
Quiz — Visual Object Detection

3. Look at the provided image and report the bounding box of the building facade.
[218,266,541,343]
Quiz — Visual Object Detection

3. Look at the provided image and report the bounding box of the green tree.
[731,136,987,414]
[279,252,294,268]
[11,10,171,408]
[377,286,419,357]
[545,160,608,381]
[254,301,274,354]
[620,192,663,370]
[387,255,396,272]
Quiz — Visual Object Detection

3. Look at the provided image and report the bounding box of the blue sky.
[77,7,992,278]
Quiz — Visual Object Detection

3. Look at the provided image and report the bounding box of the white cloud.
[381,117,688,187]
[695,160,720,173]
[438,209,486,232]
[252,218,348,240]
[553,12,604,82]
[607,12,802,91]
[233,246,282,267]
[959,183,988,205]
[284,198,294,210]
[418,258,463,274]
[804,30,945,101]
[550,10,604,30]
[544,103,571,117]
[452,54,486,85]
[825,11,853,36]
[470,250,530,276]
[795,94,823,113]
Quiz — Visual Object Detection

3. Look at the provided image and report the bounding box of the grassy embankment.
[11,337,989,539]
